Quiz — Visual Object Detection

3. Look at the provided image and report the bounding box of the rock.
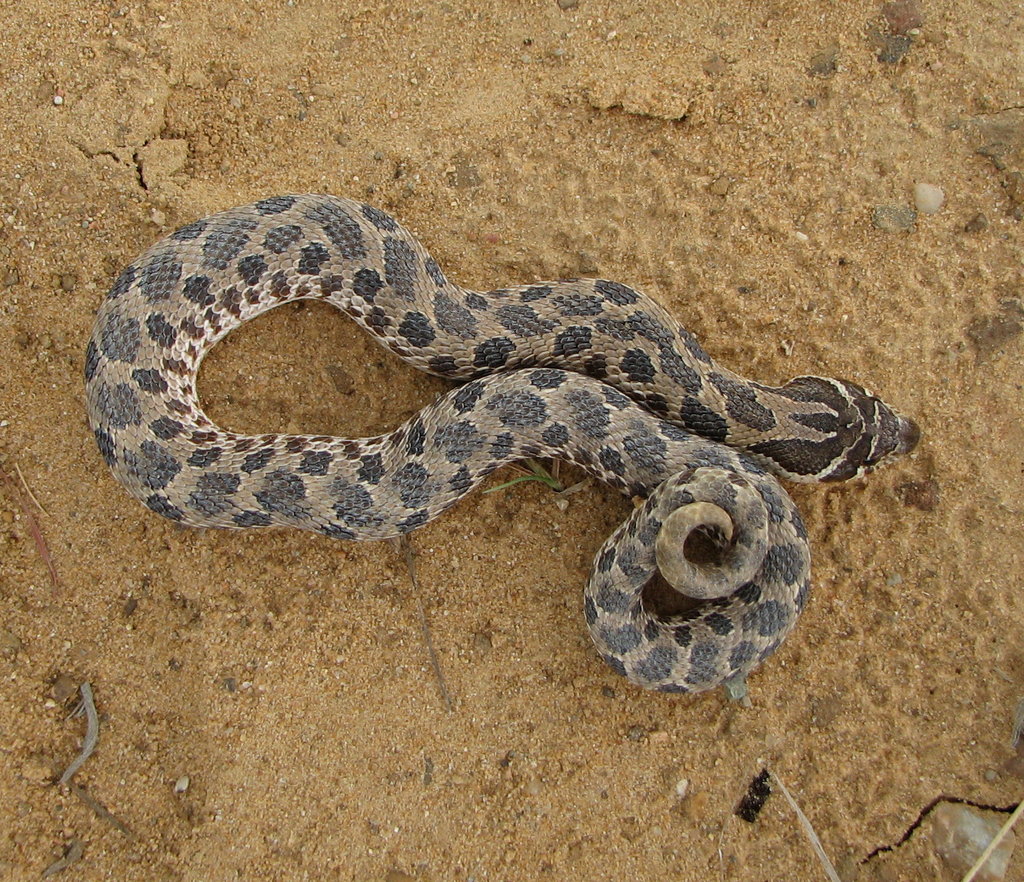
[872,204,917,231]
[964,213,988,232]
[807,45,839,77]
[709,175,732,196]
[51,673,78,703]
[913,182,945,214]
[0,627,22,656]
[882,0,924,35]
[876,33,912,64]
[930,803,1016,881]
[965,300,1024,361]
[895,479,940,512]
[556,0,578,9]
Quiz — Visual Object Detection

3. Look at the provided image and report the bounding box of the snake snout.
[895,415,920,455]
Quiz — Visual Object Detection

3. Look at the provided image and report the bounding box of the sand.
[1,1,1022,879]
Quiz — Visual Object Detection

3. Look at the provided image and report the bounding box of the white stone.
[914,182,945,214]
[931,803,1015,881]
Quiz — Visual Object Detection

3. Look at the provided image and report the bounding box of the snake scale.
[85,194,918,693]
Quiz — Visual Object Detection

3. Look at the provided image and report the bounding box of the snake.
[84,194,919,693]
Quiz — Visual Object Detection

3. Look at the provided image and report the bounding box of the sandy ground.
[1,1,1022,880]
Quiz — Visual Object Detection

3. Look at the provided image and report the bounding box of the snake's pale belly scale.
[85,194,917,692]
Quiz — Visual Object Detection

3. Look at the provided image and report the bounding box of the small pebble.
[964,213,988,233]
[872,204,917,231]
[709,175,732,196]
[723,675,748,702]
[807,45,839,77]
[930,803,1016,881]
[914,182,945,214]
[876,33,912,64]
[174,775,190,793]
[0,628,22,656]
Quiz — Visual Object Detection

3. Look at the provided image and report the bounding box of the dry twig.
[769,770,841,882]
[40,839,83,878]
[70,782,135,839]
[0,461,60,589]
[395,536,453,712]
[60,683,98,784]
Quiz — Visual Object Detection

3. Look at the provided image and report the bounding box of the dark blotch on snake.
[519,285,552,302]
[496,304,557,338]
[234,510,273,527]
[107,265,136,299]
[599,623,643,654]
[241,448,275,474]
[594,279,639,305]
[742,599,789,637]
[453,380,486,414]
[398,311,437,348]
[361,203,399,231]
[598,447,626,477]
[129,440,181,490]
[406,420,427,456]
[298,242,331,275]
[237,254,268,286]
[485,390,547,428]
[150,417,184,440]
[541,423,570,447]
[635,645,678,683]
[305,201,368,258]
[435,421,485,463]
[94,428,116,466]
[383,237,418,299]
[265,225,303,253]
[145,313,177,348]
[330,479,382,528]
[433,292,477,338]
[554,293,605,316]
[169,220,207,241]
[146,494,184,520]
[182,275,214,306]
[299,450,333,475]
[552,325,593,358]
[202,229,250,271]
[100,312,141,363]
[187,447,222,468]
[255,469,309,517]
[473,336,516,370]
[393,462,432,508]
[84,340,100,381]
[97,383,142,429]
[255,195,297,214]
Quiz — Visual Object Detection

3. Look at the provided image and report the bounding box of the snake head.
[765,376,919,482]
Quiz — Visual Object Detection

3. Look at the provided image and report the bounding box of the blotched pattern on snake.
[85,195,918,692]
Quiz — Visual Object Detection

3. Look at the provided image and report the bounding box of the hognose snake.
[85,194,918,692]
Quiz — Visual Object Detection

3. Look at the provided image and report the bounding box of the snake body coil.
[85,195,918,692]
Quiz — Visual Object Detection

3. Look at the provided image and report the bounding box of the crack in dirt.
[862,795,1020,863]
